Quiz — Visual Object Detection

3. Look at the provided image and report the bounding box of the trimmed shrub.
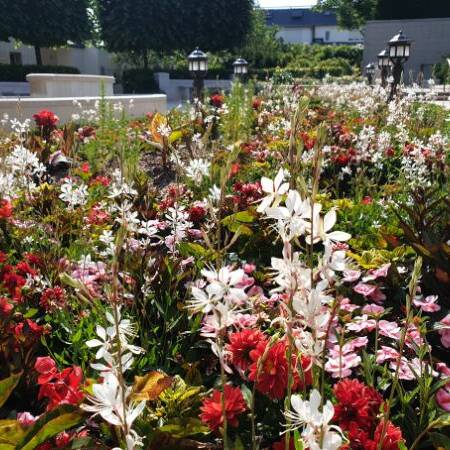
[0,64,79,82]
[122,68,160,94]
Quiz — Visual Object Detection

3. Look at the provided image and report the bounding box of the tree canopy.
[316,0,450,29]
[0,0,91,64]
[97,0,254,66]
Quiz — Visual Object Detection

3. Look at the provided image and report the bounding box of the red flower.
[188,204,207,224]
[0,199,12,219]
[81,162,90,173]
[200,384,247,431]
[33,110,59,129]
[35,357,58,384]
[90,175,110,187]
[333,379,383,431]
[86,204,110,226]
[0,297,13,316]
[40,287,66,312]
[362,196,373,205]
[55,431,71,448]
[248,340,312,400]
[210,94,225,108]
[228,329,267,371]
[35,358,84,411]
[252,98,262,110]
[368,421,404,450]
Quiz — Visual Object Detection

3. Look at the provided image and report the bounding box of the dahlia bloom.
[333,378,383,431]
[227,328,267,371]
[33,110,59,129]
[199,384,247,431]
[248,340,312,400]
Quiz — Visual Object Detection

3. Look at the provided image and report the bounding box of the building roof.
[265,8,337,27]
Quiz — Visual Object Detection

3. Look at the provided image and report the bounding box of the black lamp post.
[387,30,412,101]
[377,48,391,88]
[188,47,208,101]
[233,57,249,82]
[365,62,375,86]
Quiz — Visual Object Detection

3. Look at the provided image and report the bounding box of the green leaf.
[0,372,23,408]
[294,430,304,450]
[169,130,183,144]
[234,436,245,450]
[23,308,38,319]
[434,413,450,428]
[158,418,209,438]
[15,405,85,450]
[0,420,26,448]
[430,432,450,450]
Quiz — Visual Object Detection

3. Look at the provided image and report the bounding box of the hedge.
[122,68,160,94]
[0,64,79,82]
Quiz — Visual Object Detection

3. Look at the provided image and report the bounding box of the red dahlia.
[33,110,59,129]
[0,199,12,219]
[333,378,383,431]
[200,384,247,431]
[248,340,312,400]
[227,329,267,371]
[369,420,405,450]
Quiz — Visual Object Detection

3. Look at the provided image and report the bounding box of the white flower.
[257,168,289,213]
[306,209,351,245]
[185,158,210,183]
[59,178,88,209]
[284,390,343,450]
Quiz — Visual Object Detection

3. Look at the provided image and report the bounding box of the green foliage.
[433,56,450,85]
[0,64,79,82]
[97,0,253,64]
[315,0,377,29]
[122,68,160,94]
[376,0,450,20]
[0,372,22,408]
[0,0,91,60]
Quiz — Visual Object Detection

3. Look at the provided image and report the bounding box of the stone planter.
[26,73,115,97]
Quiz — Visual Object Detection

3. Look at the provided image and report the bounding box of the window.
[325,31,330,41]
[9,52,22,65]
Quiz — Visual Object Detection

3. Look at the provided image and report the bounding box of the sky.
[257,0,317,8]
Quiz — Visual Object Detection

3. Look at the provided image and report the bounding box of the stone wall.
[363,18,450,84]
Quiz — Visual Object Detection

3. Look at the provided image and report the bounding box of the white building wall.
[0,39,117,75]
[276,26,363,45]
[276,28,313,44]
[315,26,363,44]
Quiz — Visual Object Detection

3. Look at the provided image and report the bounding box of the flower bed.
[0,82,448,450]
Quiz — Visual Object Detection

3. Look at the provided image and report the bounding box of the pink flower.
[413,295,440,313]
[340,298,359,312]
[362,304,385,316]
[346,315,377,333]
[363,263,390,281]
[436,387,450,411]
[376,346,400,364]
[436,362,450,377]
[353,282,377,298]
[17,412,38,427]
[343,270,361,283]
[369,287,386,304]
[438,314,450,348]
[378,320,401,339]
[325,352,361,378]
[243,263,256,274]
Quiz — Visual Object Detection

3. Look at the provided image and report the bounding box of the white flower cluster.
[84,308,145,450]
[185,158,210,184]
[59,178,88,209]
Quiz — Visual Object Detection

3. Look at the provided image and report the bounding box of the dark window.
[10,52,22,65]
[325,31,330,41]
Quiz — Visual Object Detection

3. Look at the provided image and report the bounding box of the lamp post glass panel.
[365,62,375,85]
[188,47,208,101]
[233,57,248,82]
[387,30,412,101]
[378,48,391,88]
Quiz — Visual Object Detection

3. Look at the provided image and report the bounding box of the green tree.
[96,0,253,68]
[315,0,378,30]
[239,8,286,68]
[0,0,91,65]
[376,0,450,20]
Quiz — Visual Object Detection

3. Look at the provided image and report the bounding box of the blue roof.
[265,8,337,27]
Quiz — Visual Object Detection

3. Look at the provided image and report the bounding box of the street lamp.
[233,57,249,82]
[188,47,208,101]
[387,30,412,101]
[365,62,375,86]
[377,48,391,88]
